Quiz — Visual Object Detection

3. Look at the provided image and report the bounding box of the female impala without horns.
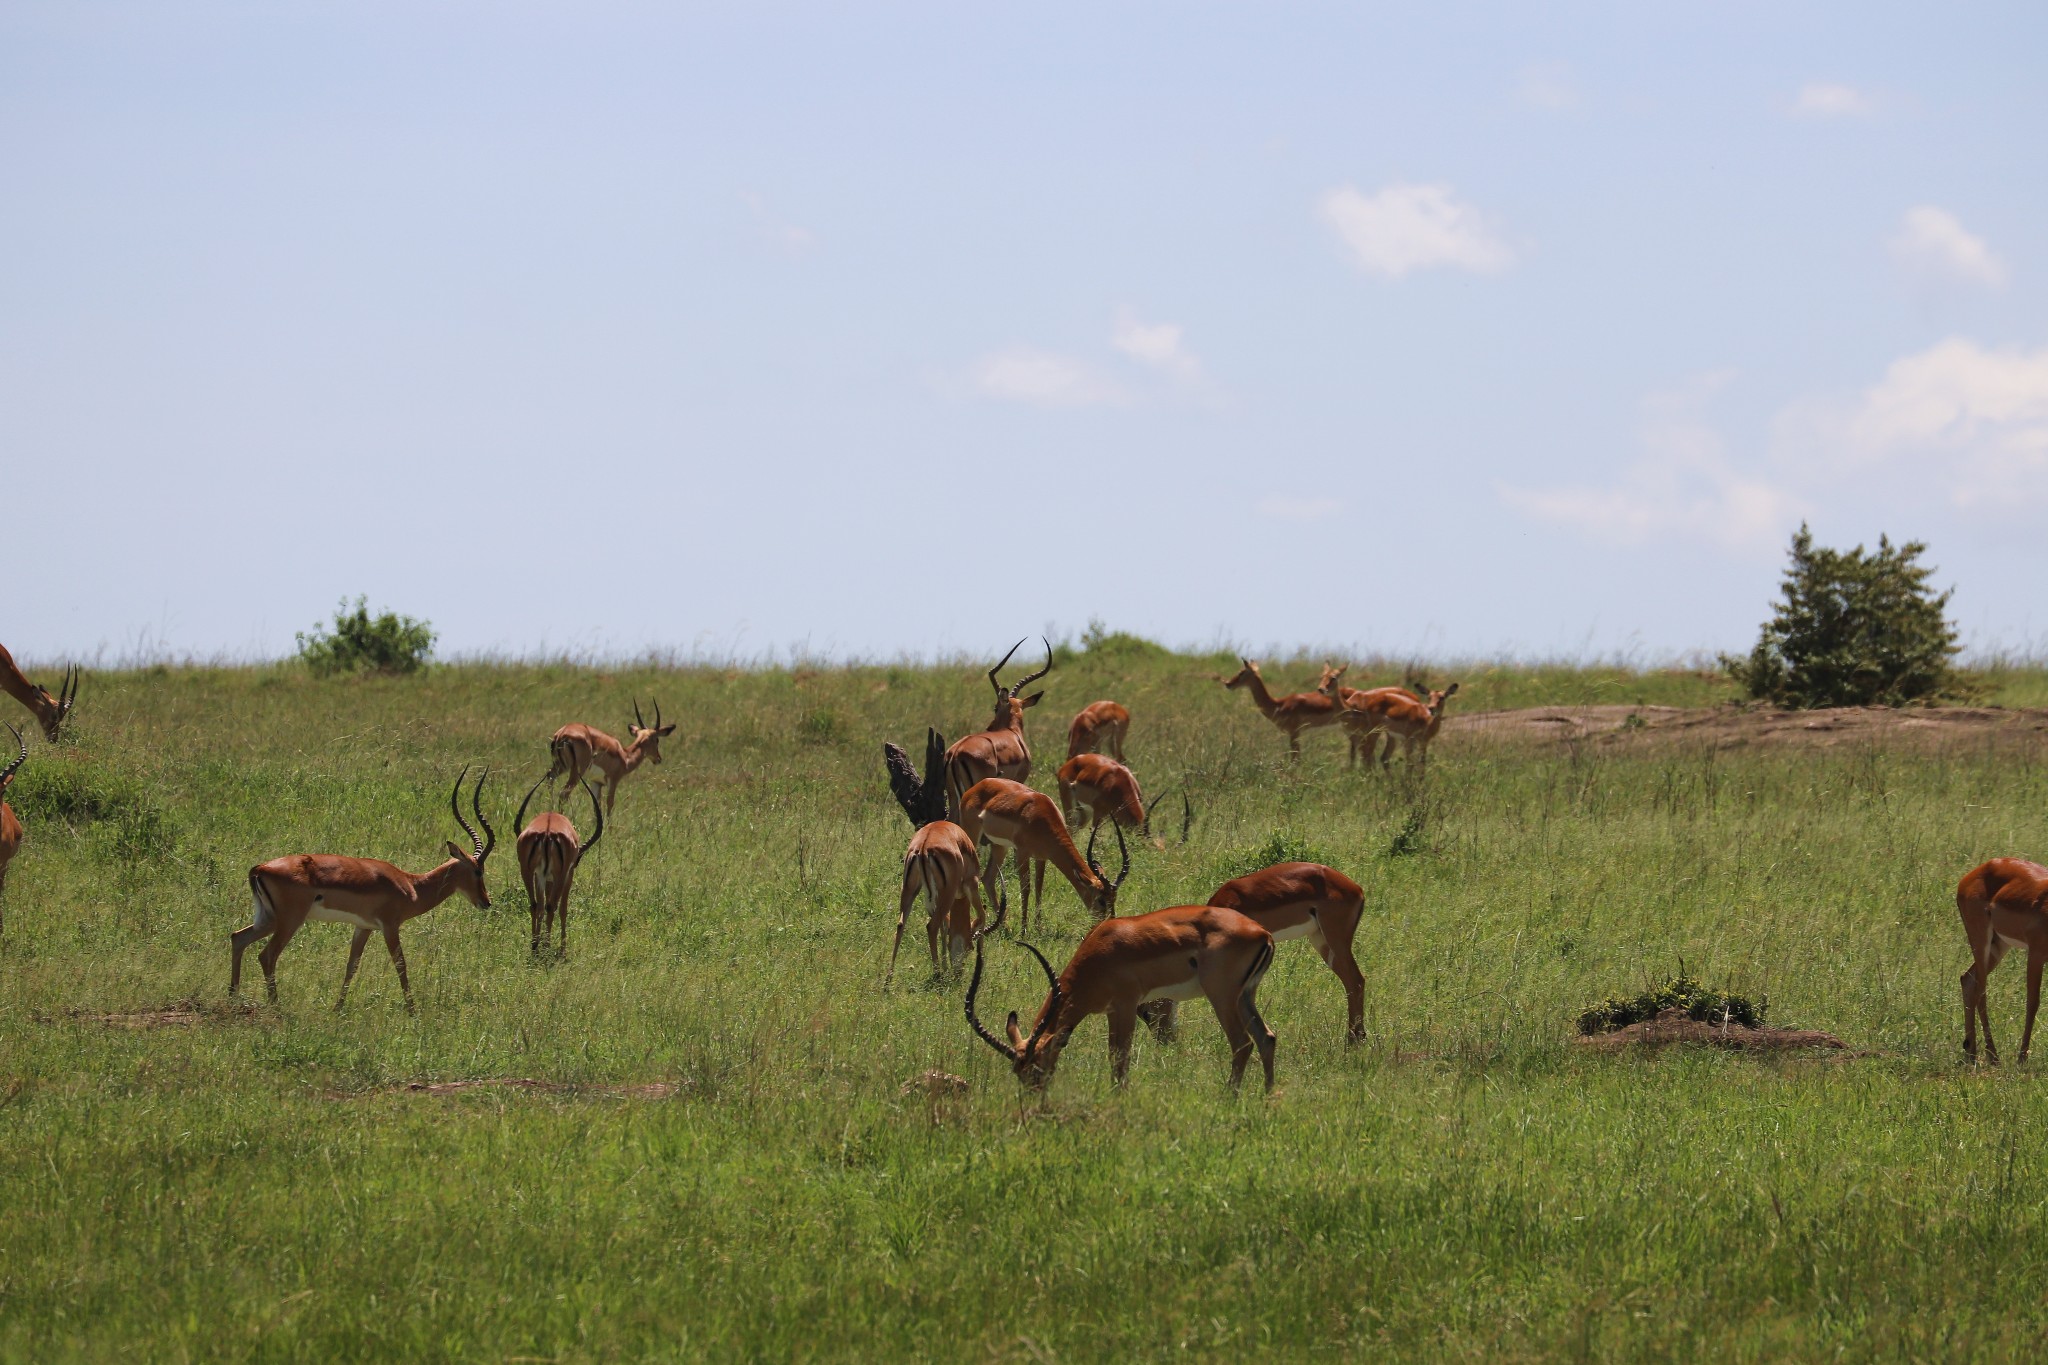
[0,641,77,743]
[513,773,605,959]
[1066,700,1129,761]
[1326,680,1460,772]
[1055,752,1175,849]
[956,776,1126,930]
[0,726,26,933]
[548,699,674,815]
[1956,857,2048,1063]
[943,638,1052,818]
[882,729,985,985]
[230,770,496,1010]
[966,904,1278,1092]
[1223,659,1345,761]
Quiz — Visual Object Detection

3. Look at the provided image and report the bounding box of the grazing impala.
[1138,862,1368,1043]
[0,642,77,742]
[1066,701,1130,761]
[513,774,605,959]
[1223,659,1345,761]
[1055,753,1174,849]
[956,776,1126,930]
[965,904,1278,1092]
[1956,858,2048,1063]
[0,726,25,932]
[883,729,986,985]
[944,638,1052,818]
[548,699,675,815]
[230,770,497,1010]
[1326,680,1460,772]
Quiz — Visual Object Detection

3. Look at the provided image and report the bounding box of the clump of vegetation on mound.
[296,596,437,677]
[1062,618,1174,665]
[1212,831,1335,884]
[1577,973,1766,1035]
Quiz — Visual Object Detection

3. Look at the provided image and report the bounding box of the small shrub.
[8,751,175,862]
[1213,831,1333,884]
[797,707,845,746]
[1079,619,1172,662]
[1721,524,1960,708]
[1386,809,1426,858]
[1576,973,1767,1036]
[296,597,436,677]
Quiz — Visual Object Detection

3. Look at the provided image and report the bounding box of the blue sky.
[4,2,2044,663]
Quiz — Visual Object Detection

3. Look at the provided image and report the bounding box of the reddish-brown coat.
[956,777,1118,928]
[548,704,674,815]
[1224,660,1345,760]
[889,820,985,984]
[0,726,23,933]
[1957,857,2048,1062]
[1328,682,1460,771]
[0,641,75,742]
[1208,861,1368,1041]
[1055,753,1154,842]
[1066,700,1130,761]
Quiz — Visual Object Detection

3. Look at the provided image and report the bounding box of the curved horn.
[472,768,496,862]
[1012,636,1053,690]
[1111,819,1131,889]
[1085,820,1105,881]
[632,698,646,731]
[1017,940,1064,1057]
[1180,791,1194,845]
[513,772,548,834]
[1142,786,1169,831]
[577,778,604,862]
[964,933,1020,1062]
[0,724,25,788]
[652,697,662,731]
[449,767,481,858]
[58,665,79,728]
[987,638,1026,694]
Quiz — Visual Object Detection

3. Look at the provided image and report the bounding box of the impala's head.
[627,698,677,763]
[985,637,1052,729]
[29,665,79,743]
[965,931,1069,1090]
[1425,682,1460,728]
[1223,658,1261,691]
[1080,820,1131,916]
[444,767,498,909]
[1315,663,1349,695]
[0,724,25,799]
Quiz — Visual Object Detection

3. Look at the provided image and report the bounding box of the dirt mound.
[339,1078,681,1100]
[1578,1007,1850,1054]
[1454,703,2048,752]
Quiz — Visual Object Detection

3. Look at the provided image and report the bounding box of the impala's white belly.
[1139,975,1204,1004]
[1268,919,1318,943]
[308,903,379,931]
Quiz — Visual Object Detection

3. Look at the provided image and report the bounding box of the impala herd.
[2,634,2047,1085]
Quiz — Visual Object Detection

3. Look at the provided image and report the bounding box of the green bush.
[1721,524,1959,708]
[296,597,437,677]
[1212,831,1334,884]
[8,749,175,862]
[1576,973,1766,1035]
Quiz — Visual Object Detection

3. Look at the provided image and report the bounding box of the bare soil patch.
[53,1000,262,1030]
[1578,1007,1851,1054]
[333,1077,681,1100]
[1454,703,2048,752]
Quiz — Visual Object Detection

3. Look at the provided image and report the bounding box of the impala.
[512,773,605,959]
[965,903,1278,1092]
[229,770,497,1010]
[1223,659,1345,761]
[1136,861,1368,1044]
[884,728,987,985]
[0,642,77,743]
[0,726,25,932]
[1066,700,1130,761]
[1054,752,1178,850]
[548,699,675,815]
[956,776,1126,930]
[1325,680,1460,772]
[944,638,1052,817]
[1957,857,2048,1063]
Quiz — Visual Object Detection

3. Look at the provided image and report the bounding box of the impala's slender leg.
[1033,858,1047,918]
[255,918,304,1004]
[1137,999,1178,1042]
[1967,935,2007,1064]
[1203,943,1276,1092]
[554,883,570,960]
[887,861,922,987]
[336,927,374,1009]
[383,928,415,1012]
[229,921,273,996]
[1312,912,1369,1043]
[1106,999,1140,1088]
[2021,945,2044,1063]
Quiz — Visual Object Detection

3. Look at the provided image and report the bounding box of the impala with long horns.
[1223,659,1345,761]
[956,776,1126,931]
[944,638,1052,818]
[0,642,77,743]
[229,770,497,1010]
[1956,857,2048,1064]
[883,729,985,985]
[513,774,605,959]
[966,903,1278,1092]
[0,726,26,933]
[547,699,675,815]
[1055,752,1180,850]
[1325,680,1460,772]
[1066,700,1130,762]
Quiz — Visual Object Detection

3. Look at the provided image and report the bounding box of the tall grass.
[2,655,2047,1360]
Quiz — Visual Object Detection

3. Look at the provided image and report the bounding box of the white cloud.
[1319,183,1514,278]
[1498,372,1800,552]
[1794,82,1873,117]
[971,348,1124,408]
[1778,339,2048,508]
[1890,206,2008,287]
[1257,496,1343,523]
[739,191,815,252]
[1519,63,1578,110]
[1111,309,1201,383]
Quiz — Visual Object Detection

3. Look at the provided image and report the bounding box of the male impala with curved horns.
[0,726,26,933]
[1066,700,1129,762]
[956,776,1126,931]
[513,774,605,959]
[943,638,1052,819]
[883,729,986,986]
[1956,857,2048,1064]
[965,903,1278,1092]
[230,771,497,1010]
[1223,659,1345,761]
[548,699,675,815]
[0,641,78,743]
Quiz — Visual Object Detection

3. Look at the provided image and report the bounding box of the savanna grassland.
[5,645,2048,1362]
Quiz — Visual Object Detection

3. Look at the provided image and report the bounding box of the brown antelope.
[1223,659,1345,760]
[230,770,497,1010]
[943,638,1052,818]
[1326,681,1460,772]
[548,699,675,815]
[0,726,25,933]
[883,729,986,985]
[0,642,77,743]
[1054,753,1178,850]
[1957,858,2048,1063]
[965,903,1278,1092]
[1066,700,1130,761]
[512,774,605,959]
[956,776,1126,930]
[1137,862,1368,1044]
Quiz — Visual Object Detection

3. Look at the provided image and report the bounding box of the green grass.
[4,653,2048,1361]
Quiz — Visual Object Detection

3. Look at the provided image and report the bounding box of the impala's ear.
[445,840,468,862]
[1020,691,1044,708]
[1005,1011,1025,1049]
[657,723,677,736]
[1444,682,1460,698]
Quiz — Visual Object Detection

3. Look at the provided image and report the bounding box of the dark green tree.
[296,597,437,677]
[1722,524,1960,708]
